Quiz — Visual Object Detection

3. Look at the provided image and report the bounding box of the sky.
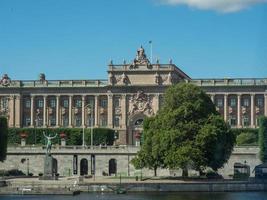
[0,0,266,80]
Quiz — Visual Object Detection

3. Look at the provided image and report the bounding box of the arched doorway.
[128,113,145,146]
[109,159,117,176]
[80,158,88,176]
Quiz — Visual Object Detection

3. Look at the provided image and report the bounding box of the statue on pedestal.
[43,132,57,155]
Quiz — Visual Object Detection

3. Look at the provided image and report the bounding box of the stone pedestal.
[21,138,26,146]
[61,138,66,146]
[40,154,58,180]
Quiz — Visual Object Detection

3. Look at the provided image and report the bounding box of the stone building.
[0,47,267,145]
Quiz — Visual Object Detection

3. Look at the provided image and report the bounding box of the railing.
[0,80,108,88]
[190,78,267,86]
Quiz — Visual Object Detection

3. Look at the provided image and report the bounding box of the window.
[75,116,82,127]
[25,99,31,108]
[114,97,120,107]
[87,116,94,127]
[229,116,237,126]
[49,116,56,126]
[50,99,56,108]
[242,115,250,127]
[25,117,31,126]
[230,98,236,107]
[216,99,223,107]
[243,99,249,107]
[63,116,69,127]
[100,99,107,108]
[75,99,82,108]
[63,99,69,108]
[114,116,120,127]
[100,116,107,127]
[256,98,263,107]
[37,99,44,108]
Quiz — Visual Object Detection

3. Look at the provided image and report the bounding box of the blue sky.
[0,0,266,80]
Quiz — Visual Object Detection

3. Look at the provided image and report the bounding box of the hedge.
[231,128,259,146]
[258,116,267,163]
[8,128,115,146]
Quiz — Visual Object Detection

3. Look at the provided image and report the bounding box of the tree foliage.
[132,83,235,176]
[0,117,8,162]
[258,116,267,163]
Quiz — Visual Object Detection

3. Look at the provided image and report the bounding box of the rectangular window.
[38,99,44,108]
[216,99,223,107]
[100,116,107,127]
[114,116,120,127]
[50,116,56,126]
[63,99,69,108]
[100,99,107,108]
[256,98,263,107]
[242,115,250,127]
[243,99,249,107]
[25,117,31,126]
[63,116,69,127]
[25,99,31,108]
[114,97,120,107]
[229,116,237,126]
[50,99,56,108]
[75,116,82,127]
[230,98,236,107]
[87,116,94,127]
[75,99,82,108]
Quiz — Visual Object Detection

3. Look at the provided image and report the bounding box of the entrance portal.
[109,159,117,176]
[80,158,88,176]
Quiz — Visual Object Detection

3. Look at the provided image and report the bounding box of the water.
[1,192,267,200]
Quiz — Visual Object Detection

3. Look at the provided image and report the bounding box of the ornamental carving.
[229,107,233,114]
[115,107,121,115]
[256,106,260,114]
[130,46,151,69]
[61,108,66,115]
[128,90,154,115]
[241,106,247,114]
[116,73,129,85]
[1,74,11,87]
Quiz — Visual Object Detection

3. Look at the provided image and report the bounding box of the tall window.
[243,99,249,107]
[229,115,237,126]
[37,99,44,108]
[100,99,107,108]
[230,98,236,107]
[114,97,120,107]
[75,99,82,108]
[242,115,250,127]
[25,99,31,108]
[75,116,82,127]
[63,116,69,127]
[256,98,263,107]
[50,116,56,126]
[50,99,56,108]
[100,116,107,127]
[63,99,69,108]
[114,116,120,127]
[216,99,223,107]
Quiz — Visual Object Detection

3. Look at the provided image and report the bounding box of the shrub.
[259,116,267,163]
[0,117,8,162]
[236,132,258,146]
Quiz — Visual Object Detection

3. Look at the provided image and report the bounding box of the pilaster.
[30,95,34,127]
[82,95,85,127]
[56,95,60,127]
[94,95,99,126]
[43,95,47,127]
[8,95,15,127]
[108,94,113,128]
[237,94,241,127]
[251,94,255,128]
[224,94,228,122]
[15,95,21,127]
[68,95,73,127]
[121,94,126,128]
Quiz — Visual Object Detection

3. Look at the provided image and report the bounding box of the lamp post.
[82,104,94,149]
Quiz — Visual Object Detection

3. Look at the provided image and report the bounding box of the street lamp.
[82,104,94,149]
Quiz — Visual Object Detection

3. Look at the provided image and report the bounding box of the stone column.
[108,94,113,128]
[69,95,73,127]
[251,94,255,128]
[154,93,160,113]
[43,96,47,127]
[15,95,21,127]
[121,94,126,128]
[30,95,34,127]
[237,94,241,127]
[224,94,228,122]
[94,95,99,126]
[8,95,15,127]
[265,94,267,117]
[56,95,60,127]
[210,94,215,103]
[82,95,85,127]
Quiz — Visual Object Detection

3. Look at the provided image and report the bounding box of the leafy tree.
[131,117,166,176]
[259,116,267,163]
[133,83,235,177]
[0,117,8,162]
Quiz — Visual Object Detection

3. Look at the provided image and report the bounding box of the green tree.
[258,116,267,163]
[132,117,166,176]
[133,83,235,177]
[0,117,8,162]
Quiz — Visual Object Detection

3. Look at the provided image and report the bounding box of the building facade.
[0,47,267,145]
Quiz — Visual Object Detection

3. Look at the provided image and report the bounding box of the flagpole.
[149,41,153,63]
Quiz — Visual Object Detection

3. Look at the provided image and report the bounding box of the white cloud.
[159,0,267,13]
